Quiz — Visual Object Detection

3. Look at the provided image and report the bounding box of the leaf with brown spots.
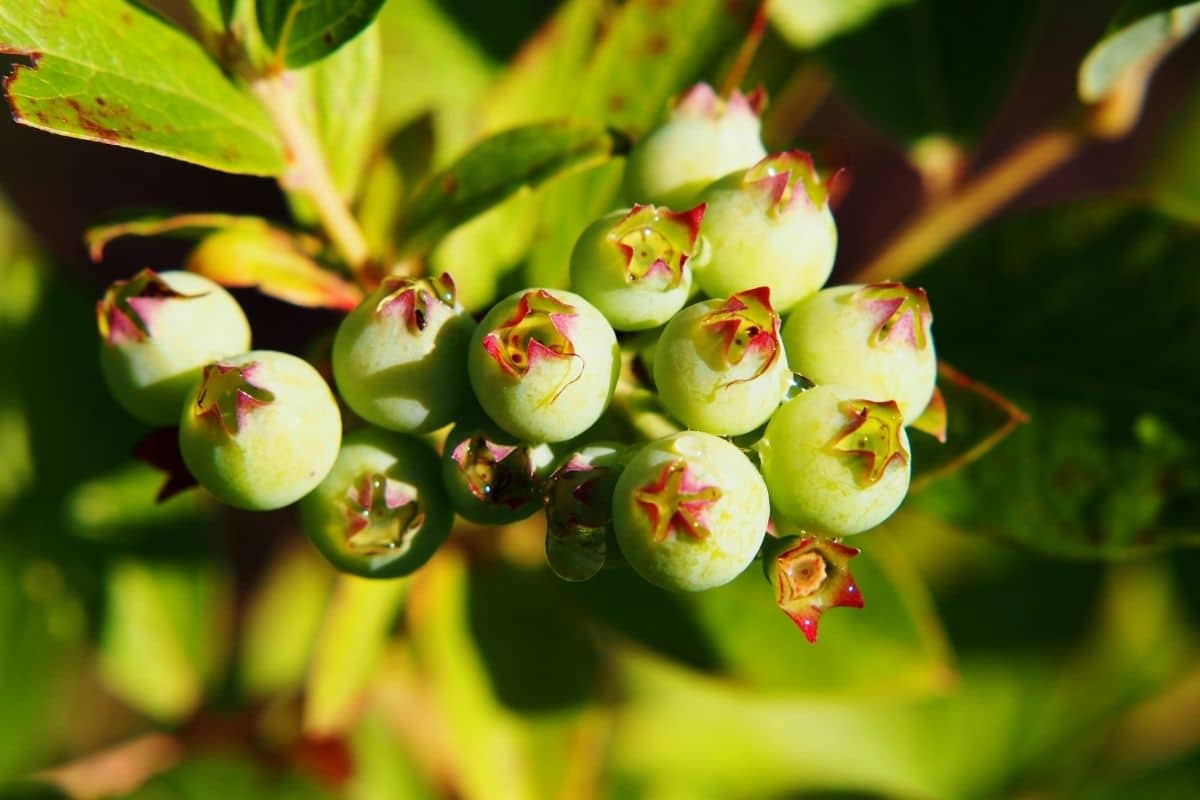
[0,0,284,175]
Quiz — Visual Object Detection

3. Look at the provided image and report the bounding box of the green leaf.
[126,755,332,800]
[256,0,386,68]
[1078,1,1200,103]
[909,202,1200,558]
[239,544,334,697]
[814,0,1045,145]
[85,211,265,261]
[99,559,232,722]
[770,0,915,48]
[304,574,408,736]
[394,121,628,257]
[296,19,380,199]
[0,0,285,175]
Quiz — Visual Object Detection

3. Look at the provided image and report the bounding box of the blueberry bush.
[2,1,1200,798]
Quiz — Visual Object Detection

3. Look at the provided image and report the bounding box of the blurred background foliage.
[1,0,1200,798]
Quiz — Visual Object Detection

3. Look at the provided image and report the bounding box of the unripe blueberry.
[759,385,911,536]
[783,282,936,421]
[441,418,558,525]
[623,83,767,208]
[97,269,251,426]
[762,535,862,643]
[468,289,619,443]
[300,427,452,578]
[543,442,628,581]
[695,151,838,312]
[569,204,705,331]
[332,273,473,433]
[178,351,341,510]
[612,431,769,592]
[653,287,791,435]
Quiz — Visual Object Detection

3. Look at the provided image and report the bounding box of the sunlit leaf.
[256,0,386,68]
[1078,1,1200,103]
[0,0,284,174]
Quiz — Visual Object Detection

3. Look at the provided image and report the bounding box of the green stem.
[611,351,681,442]
[250,72,372,281]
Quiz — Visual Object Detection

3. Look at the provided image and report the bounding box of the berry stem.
[857,126,1082,284]
[720,1,771,99]
[612,351,682,442]
[250,72,373,282]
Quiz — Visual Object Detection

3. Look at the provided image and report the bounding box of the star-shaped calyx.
[607,203,705,287]
[700,286,782,383]
[854,282,932,350]
[96,268,198,345]
[374,272,457,335]
[482,290,578,378]
[743,151,835,217]
[343,472,425,556]
[764,535,863,643]
[634,459,723,543]
[450,434,538,509]
[830,399,908,486]
[194,362,275,436]
[672,82,766,120]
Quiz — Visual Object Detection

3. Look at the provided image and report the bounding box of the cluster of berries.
[96,84,938,640]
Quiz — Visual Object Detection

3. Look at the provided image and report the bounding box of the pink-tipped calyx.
[700,286,782,382]
[482,290,578,378]
[830,399,908,486]
[375,272,457,334]
[97,268,198,345]
[766,535,863,643]
[608,203,706,287]
[343,472,424,556]
[744,151,833,216]
[673,82,767,120]
[451,434,537,509]
[854,282,932,350]
[194,362,275,436]
[634,459,723,543]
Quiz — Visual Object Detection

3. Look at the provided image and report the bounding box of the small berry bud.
[762,535,863,643]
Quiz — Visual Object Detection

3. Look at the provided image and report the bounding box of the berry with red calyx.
[782,282,936,421]
[178,351,341,510]
[97,269,250,426]
[695,151,839,312]
[300,427,452,578]
[653,287,791,435]
[569,203,705,331]
[440,417,558,525]
[623,83,768,208]
[612,431,769,591]
[468,288,619,443]
[762,534,863,643]
[333,272,474,433]
[758,384,911,536]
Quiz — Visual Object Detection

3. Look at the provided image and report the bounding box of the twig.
[250,72,372,280]
[857,126,1083,284]
[720,1,771,98]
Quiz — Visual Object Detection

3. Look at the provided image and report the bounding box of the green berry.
[783,282,936,421]
[543,442,628,581]
[97,269,251,426]
[612,431,769,592]
[623,83,767,208]
[468,288,619,443]
[299,427,452,578]
[695,151,838,312]
[178,351,341,510]
[569,204,705,331]
[332,273,473,433]
[653,287,791,435]
[759,385,911,536]
[441,418,558,525]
